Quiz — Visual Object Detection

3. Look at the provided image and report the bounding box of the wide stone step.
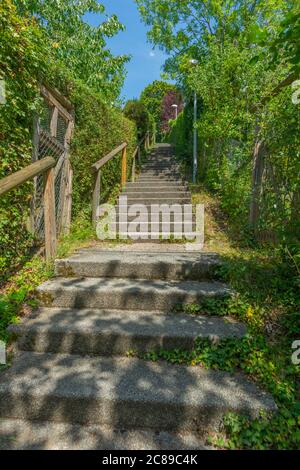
[141,172,182,178]
[0,352,276,434]
[114,233,200,243]
[0,418,208,450]
[137,177,185,184]
[116,222,197,233]
[124,184,189,190]
[10,307,246,356]
[56,251,220,281]
[142,165,181,171]
[122,191,191,198]
[37,277,231,311]
[115,216,194,225]
[116,205,194,214]
[123,198,191,205]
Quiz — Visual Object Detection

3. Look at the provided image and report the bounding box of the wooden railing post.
[132,154,136,183]
[138,146,141,167]
[121,145,127,186]
[61,159,73,235]
[43,167,57,260]
[92,169,101,227]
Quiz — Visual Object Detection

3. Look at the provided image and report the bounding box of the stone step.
[10,307,246,356]
[137,177,185,183]
[115,213,194,222]
[116,205,194,214]
[37,277,231,311]
[124,184,189,190]
[142,165,181,171]
[55,252,220,280]
[115,219,195,226]
[0,418,208,450]
[0,352,276,434]
[111,233,200,243]
[116,222,197,233]
[122,191,191,198]
[140,172,182,178]
[122,198,191,205]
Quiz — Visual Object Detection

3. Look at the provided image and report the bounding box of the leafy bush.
[0,0,53,278]
[140,80,177,140]
[70,81,137,215]
[123,99,151,139]
[0,1,137,279]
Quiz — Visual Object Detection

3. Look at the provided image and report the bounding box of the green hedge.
[70,81,137,215]
[0,0,48,277]
[0,1,137,280]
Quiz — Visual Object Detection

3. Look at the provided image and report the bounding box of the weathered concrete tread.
[10,307,246,355]
[0,418,210,450]
[0,352,276,433]
[55,252,220,280]
[37,277,231,310]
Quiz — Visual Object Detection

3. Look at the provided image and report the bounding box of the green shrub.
[70,81,137,216]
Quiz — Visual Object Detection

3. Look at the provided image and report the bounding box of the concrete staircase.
[0,251,276,450]
[0,145,276,450]
[116,144,195,240]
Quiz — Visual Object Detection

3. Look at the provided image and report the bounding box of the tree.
[123,100,151,138]
[140,80,177,138]
[161,90,183,134]
[136,0,300,240]
[135,1,290,80]
[13,0,129,102]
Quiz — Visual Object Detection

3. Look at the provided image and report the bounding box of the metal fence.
[31,86,74,239]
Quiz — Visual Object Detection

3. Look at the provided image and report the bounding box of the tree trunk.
[249,137,266,228]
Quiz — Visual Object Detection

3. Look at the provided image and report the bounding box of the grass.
[0,211,99,344]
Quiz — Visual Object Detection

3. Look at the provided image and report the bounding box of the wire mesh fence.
[31,87,74,239]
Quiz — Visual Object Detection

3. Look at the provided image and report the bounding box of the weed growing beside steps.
[0,212,97,344]
[140,185,300,449]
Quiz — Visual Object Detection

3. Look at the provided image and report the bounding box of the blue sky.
[85,0,170,102]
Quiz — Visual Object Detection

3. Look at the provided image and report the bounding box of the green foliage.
[174,298,231,317]
[140,80,177,139]
[14,0,129,102]
[0,256,54,342]
[0,208,97,343]
[0,1,137,277]
[0,0,54,278]
[220,406,300,450]
[123,99,151,139]
[70,80,137,215]
[138,219,300,449]
[142,0,300,245]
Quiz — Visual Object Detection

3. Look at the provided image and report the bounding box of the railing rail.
[91,131,153,226]
[0,157,57,260]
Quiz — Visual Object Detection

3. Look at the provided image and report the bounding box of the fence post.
[43,167,57,260]
[61,159,73,234]
[121,146,127,186]
[138,146,141,167]
[50,107,58,138]
[92,169,101,227]
[132,154,136,183]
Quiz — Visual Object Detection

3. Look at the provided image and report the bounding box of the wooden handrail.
[91,142,128,225]
[0,156,55,197]
[0,156,57,260]
[92,142,127,172]
[91,132,153,225]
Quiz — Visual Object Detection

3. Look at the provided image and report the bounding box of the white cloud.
[149,51,156,57]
